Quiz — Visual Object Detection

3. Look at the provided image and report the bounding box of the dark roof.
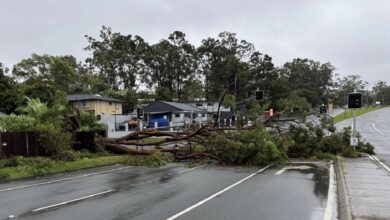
[143,101,205,114]
[67,94,122,103]
[179,100,218,104]
[0,112,7,117]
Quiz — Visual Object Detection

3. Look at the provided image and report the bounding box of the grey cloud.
[1,0,389,83]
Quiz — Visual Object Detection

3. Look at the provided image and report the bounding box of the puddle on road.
[285,163,330,200]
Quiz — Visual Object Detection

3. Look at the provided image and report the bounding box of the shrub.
[125,151,173,167]
[208,124,287,165]
[39,128,73,156]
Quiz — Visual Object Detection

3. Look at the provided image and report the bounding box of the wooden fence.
[0,132,43,159]
[0,131,105,159]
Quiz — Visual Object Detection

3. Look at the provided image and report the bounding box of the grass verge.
[0,151,172,181]
[333,106,382,124]
[0,155,128,180]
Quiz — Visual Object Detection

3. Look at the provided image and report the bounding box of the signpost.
[348,92,362,148]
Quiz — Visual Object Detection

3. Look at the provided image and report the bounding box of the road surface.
[0,161,336,220]
[335,107,390,167]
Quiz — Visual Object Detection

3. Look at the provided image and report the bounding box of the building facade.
[67,94,123,117]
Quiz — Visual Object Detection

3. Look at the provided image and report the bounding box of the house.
[67,94,123,117]
[181,100,234,122]
[143,101,208,128]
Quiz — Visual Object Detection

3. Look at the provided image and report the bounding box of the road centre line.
[0,166,129,193]
[166,165,271,220]
[32,189,116,212]
[372,123,385,136]
[323,163,336,220]
[177,165,207,174]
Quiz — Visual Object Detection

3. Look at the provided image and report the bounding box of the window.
[207,102,213,106]
[82,101,88,107]
[115,103,120,109]
[175,113,180,118]
[196,103,203,107]
[193,113,197,118]
[109,102,112,106]
[202,113,206,117]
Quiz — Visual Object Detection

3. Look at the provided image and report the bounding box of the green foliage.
[79,111,106,132]
[0,155,128,180]
[51,150,104,162]
[0,114,37,131]
[12,54,78,93]
[38,128,73,155]
[125,151,173,167]
[283,123,370,159]
[332,106,382,124]
[207,124,287,165]
[0,63,18,114]
[1,98,73,155]
[280,92,311,112]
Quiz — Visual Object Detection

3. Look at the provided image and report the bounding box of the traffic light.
[255,90,264,101]
[348,93,362,109]
[319,105,327,114]
[136,108,144,119]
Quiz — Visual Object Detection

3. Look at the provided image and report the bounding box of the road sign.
[348,92,362,109]
[350,137,358,147]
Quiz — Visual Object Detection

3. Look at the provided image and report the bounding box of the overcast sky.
[1,0,389,84]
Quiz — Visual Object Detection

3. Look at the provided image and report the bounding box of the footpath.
[333,108,390,220]
[337,156,390,220]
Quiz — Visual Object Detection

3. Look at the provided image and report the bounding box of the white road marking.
[274,165,312,175]
[177,165,207,174]
[368,155,390,173]
[323,163,336,220]
[32,189,116,212]
[0,166,129,193]
[166,165,271,220]
[372,123,384,136]
[274,168,286,175]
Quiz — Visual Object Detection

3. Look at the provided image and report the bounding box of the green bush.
[125,151,173,167]
[52,150,91,161]
[208,124,287,165]
[0,170,10,180]
[39,128,73,156]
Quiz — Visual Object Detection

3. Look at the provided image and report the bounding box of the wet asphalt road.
[335,107,390,167]
[0,161,334,220]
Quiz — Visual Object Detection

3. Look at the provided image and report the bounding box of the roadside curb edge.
[335,156,353,220]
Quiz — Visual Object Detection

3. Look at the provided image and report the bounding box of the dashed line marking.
[166,165,271,220]
[32,189,116,212]
[177,165,207,174]
[0,166,129,193]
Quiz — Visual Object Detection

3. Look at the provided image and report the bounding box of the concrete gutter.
[335,156,353,220]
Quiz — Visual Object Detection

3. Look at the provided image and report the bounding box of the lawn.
[332,106,383,124]
[0,155,128,180]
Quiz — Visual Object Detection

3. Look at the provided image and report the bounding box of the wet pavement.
[336,107,390,219]
[0,162,334,220]
[341,157,390,219]
[335,107,390,167]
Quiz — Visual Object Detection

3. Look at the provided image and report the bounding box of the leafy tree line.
[0,27,385,114]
